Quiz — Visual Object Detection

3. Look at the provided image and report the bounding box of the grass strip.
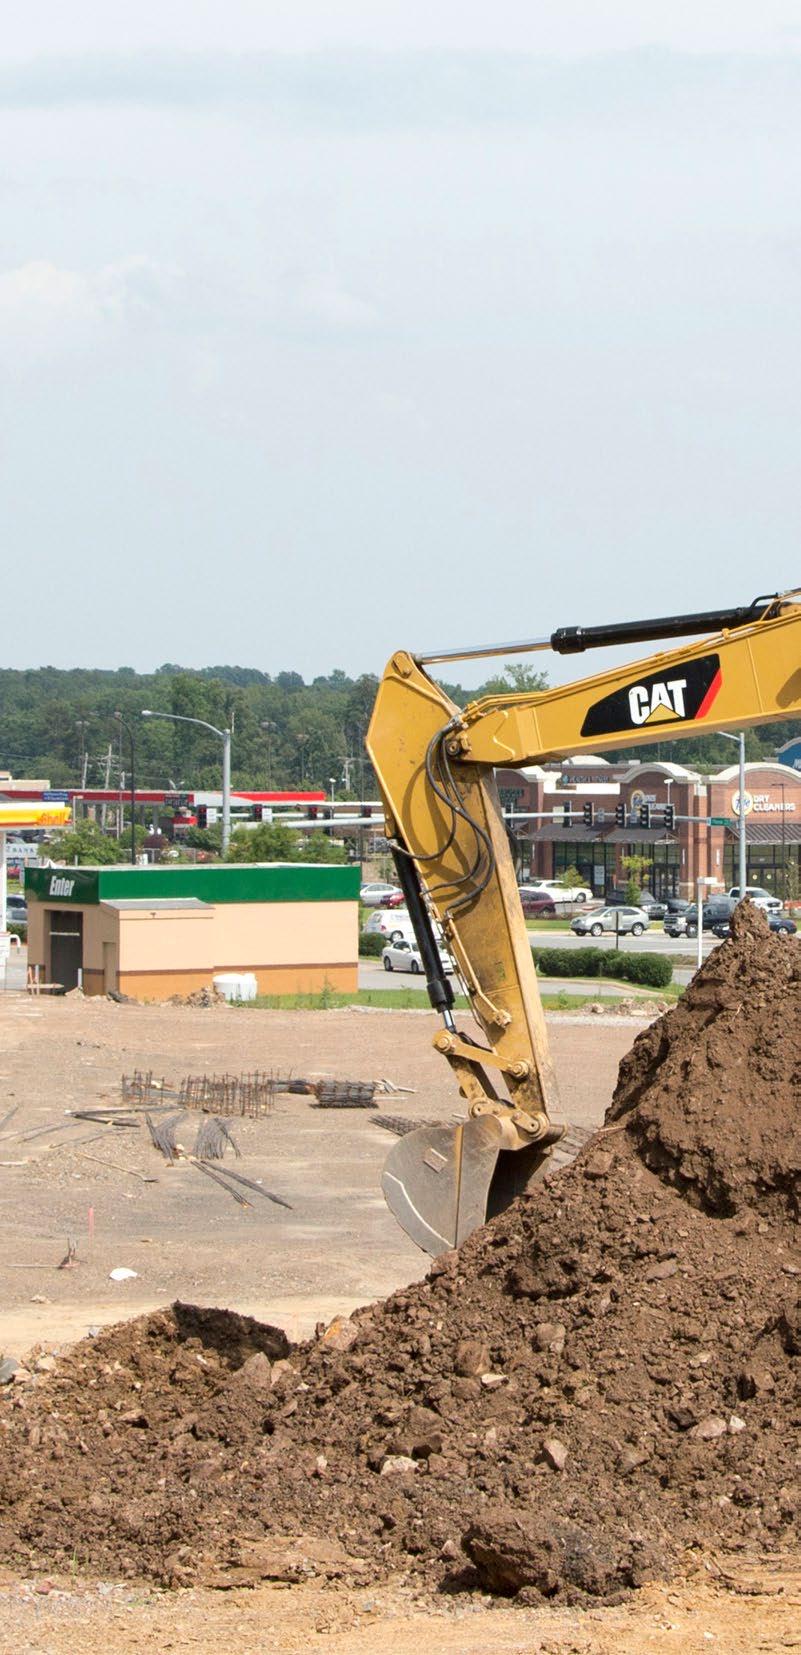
[237,981,681,1014]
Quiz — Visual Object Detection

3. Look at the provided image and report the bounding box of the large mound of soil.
[1,905,799,1601]
[608,899,801,1218]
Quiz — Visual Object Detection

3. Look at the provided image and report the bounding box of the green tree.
[782,851,800,904]
[476,663,549,698]
[227,822,301,863]
[556,864,583,894]
[302,834,347,864]
[621,854,652,905]
[48,821,126,865]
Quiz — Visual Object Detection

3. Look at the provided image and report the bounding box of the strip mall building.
[498,757,801,901]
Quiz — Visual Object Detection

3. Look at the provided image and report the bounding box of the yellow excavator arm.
[366,590,801,1254]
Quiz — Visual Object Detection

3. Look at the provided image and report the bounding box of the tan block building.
[25,863,359,999]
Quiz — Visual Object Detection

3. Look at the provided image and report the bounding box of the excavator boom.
[366,590,801,1253]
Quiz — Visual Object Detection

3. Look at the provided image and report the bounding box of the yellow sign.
[0,803,71,830]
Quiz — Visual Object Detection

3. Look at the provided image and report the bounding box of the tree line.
[0,660,796,796]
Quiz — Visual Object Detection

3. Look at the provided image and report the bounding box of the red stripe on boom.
[695,668,722,720]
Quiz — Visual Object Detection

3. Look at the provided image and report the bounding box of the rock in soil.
[0,903,799,1601]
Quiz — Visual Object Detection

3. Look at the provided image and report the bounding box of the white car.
[727,886,782,914]
[523,878,593,904]
[360,881,402,906]
[364,908,414,942]
[382,939,453,975]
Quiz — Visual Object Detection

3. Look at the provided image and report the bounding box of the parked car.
[606,888,663,915]
[663,897,690,916]
[360,881,402,906]
[364,908,414,942]
[523,879,592,904]
[571,906,650,937]
[727,885,782,913]
[381,939,454,975]
[518,893,558,918]
[667,899,734,938]
[634,890,668,920]
[5,895,27,931]
[711,913,797,940]
[378,889,407,908]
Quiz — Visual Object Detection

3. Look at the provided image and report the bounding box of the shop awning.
[602,828,676,845]
[725,821,801,846]
[534,824,603,843]
[100,897,213,911]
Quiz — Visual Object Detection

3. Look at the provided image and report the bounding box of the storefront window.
[552,840,614,896]
[624,841,679,900]
[549,836,679,898]
[723,840,801,898]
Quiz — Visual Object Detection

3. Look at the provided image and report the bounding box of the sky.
[3,4,801,687]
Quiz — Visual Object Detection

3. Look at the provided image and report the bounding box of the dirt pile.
[0,906,799,1600]
[608,898,801,1218]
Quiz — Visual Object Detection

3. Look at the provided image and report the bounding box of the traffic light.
[196,805,207,829]
[664,803,675,832]
[582,802,594,828]
[562,804,572,828]
[639,803,651,829]
[615,802,626,827]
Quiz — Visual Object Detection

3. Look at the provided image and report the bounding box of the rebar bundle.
[370,1113,444,1137]
[177,1072,276,1118]
[122,1070,175,1106]
[194,1116,240,1161]
[309,1079,377,1109]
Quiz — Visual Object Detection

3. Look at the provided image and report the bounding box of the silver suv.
[570,906,650,938]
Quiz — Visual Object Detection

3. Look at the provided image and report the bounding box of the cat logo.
[581,653,722,740]
[628,678,687,726]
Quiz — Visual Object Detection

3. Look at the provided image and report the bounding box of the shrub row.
[359,931,387,957]
[532,945,672,989]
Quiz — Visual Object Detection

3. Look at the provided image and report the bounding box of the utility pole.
[100,744,113,831]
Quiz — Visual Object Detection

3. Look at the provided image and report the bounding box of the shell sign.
[0,803,71,830]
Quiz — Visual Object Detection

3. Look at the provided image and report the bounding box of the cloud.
[0,255,184,355]
[291,275,379,332]
[0,47,799,130]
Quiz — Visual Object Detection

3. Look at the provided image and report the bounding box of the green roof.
[26,862,360,907]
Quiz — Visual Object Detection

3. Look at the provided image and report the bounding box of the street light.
[717,730,747,896]
[141,710,232,857]
[113,711,137,865]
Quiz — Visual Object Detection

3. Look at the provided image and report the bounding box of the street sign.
[710,816,734,828]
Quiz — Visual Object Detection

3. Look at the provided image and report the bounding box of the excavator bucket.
[381,1115,558,1256]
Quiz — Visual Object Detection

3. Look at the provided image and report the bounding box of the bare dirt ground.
[1,994,798,1652]
[0,996,631,1354]
[0,1565,799,1653]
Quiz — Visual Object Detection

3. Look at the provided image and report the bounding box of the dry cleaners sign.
[732,791,796,816]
